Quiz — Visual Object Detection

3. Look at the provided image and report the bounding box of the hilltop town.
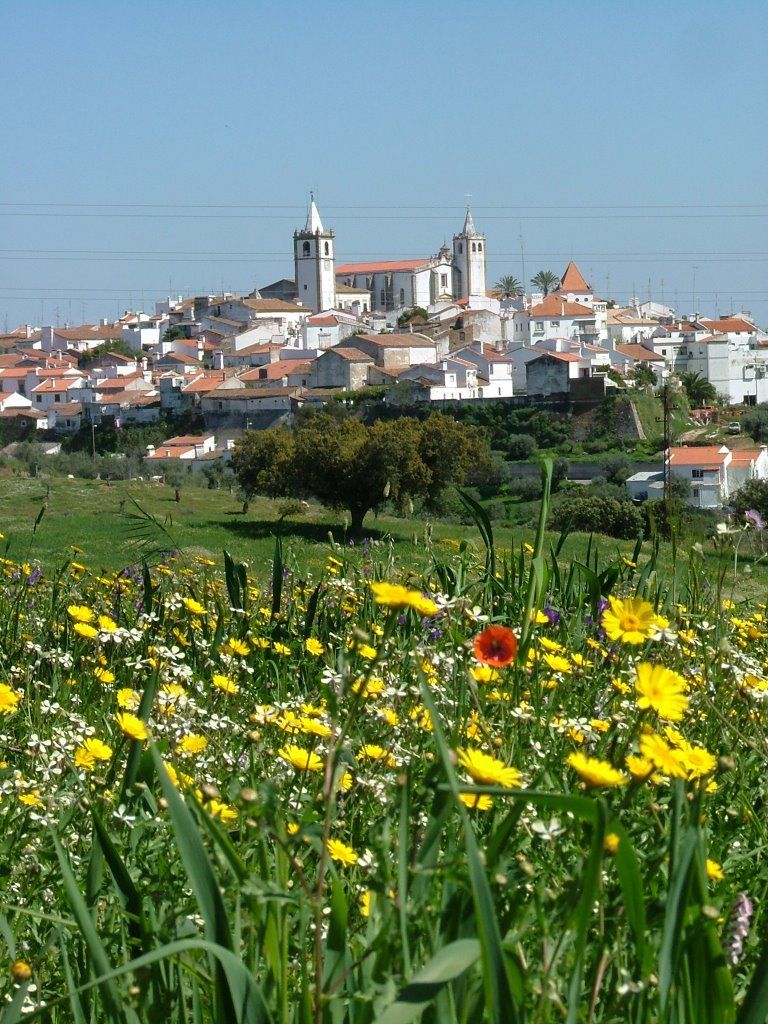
[1,197,766,510]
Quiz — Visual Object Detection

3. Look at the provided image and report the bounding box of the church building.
[257,198,489,316]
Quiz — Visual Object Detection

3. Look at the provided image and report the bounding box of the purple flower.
[745,509,765,531]
[544,603,561,625]
[724,891,753,965]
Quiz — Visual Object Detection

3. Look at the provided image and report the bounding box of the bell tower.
[293,194,336,312]
[452,208,487,299]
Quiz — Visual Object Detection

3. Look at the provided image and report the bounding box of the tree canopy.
[680,371,717,408]
[232,412,491,532]
[530,270,560,296]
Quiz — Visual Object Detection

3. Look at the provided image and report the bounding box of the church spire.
[304,192,324,233]
[462,206,479,237]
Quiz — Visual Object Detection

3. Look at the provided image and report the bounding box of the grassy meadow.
[1,475,766,604]
[1,468,768,1021]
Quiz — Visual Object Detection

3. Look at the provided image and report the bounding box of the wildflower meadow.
[1,468,768,1023]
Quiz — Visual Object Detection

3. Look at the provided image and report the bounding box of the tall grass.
[0,466,765,1022]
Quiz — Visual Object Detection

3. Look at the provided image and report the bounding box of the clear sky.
[1,0,767,329]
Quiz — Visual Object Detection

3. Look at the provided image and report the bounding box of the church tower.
[294,195,336,312]
[452,208,487,299]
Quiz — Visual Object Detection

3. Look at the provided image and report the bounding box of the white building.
[627,445,768,509]
[452,209,487,299]
[293,196,336,313]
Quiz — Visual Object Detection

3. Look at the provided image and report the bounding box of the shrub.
[550,493,644,539]
[506,433,538,460]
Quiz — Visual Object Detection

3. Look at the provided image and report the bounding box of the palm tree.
[530,270,560,296]
[495,274,523,298]
[680,371,717,408]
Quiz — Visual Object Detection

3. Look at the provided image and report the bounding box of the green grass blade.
[607,818,647,967]
[51,832,126,1023]
[14,939,273,1024]
[658,826,699,1011]
[566,799,607,1024]
[419,677,523,1023]
[373,939,481,1024]
[149,745,233,952]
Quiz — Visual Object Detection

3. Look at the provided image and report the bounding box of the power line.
[0,201,766,210]
[1,212,768,221]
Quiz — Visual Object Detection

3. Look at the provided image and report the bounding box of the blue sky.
[1,0,767,328]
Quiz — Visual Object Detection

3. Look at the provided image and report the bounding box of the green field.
[1,475,766,603]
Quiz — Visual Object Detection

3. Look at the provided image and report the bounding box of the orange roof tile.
[529,295,594,318]
[558,261,590,293]
[335,259,428,275]
[701,317,755,333]
[667,446,728,467]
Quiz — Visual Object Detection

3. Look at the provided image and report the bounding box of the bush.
[506,434,538,460]
[550,493,644,539]
[601,453,632,485]
[505,476,543,502]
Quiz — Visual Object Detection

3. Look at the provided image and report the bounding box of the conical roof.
[304,194,324,233]
[462,207,480,237]
[559,260,590,292]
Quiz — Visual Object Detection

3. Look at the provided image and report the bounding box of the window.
[692,488,700,499]
[550,321,558,327]
[399,288,405,305]
[471,242,476,253]
[440,273,448,289]
[692,469,704,479]
[477,242,483,252]
[380,289,385,305]
[458,242,463,254]
[36,395,42,403]
[324,241,329,255]
[54,394,61,403]
[302,241,310,256]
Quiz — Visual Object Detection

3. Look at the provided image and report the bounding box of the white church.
[257,197,490,315]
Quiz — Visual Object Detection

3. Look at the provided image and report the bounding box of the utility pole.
[91,419,97,459]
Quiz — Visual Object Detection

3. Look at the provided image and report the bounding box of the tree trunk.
[349,506,368,535]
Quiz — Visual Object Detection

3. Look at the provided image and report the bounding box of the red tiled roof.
[667,446,728,467]
[615,344,664,362]
[321,347,374,363]
[532,351,581,362]
[181,373,228,394]
[728,449,763,463]
[529,295,595,318]
[558,261,590,293]
[336,259,428,275]
[242,298,312,314]
[701,317,755,333]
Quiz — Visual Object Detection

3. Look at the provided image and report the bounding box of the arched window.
[458,242,463,254]
[324,241,329,255]
[302,241,310,256]
[477,242,483,252]
[472,242,477,253]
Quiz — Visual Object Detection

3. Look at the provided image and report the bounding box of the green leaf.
[607,818,647,967]
[566,800,607,1024]
[51,832,126,1023]
[659,826,700,1011]
[14,939,273,1024]
[419,678,523,1023]
[149,746,233,952]
[737,934,768,1023]
[373,939,481,1024]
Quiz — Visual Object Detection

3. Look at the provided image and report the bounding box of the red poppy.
[473,625,518,667]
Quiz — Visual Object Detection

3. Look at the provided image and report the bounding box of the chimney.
[146,444,155,455]
[25,325,33,338]
[213,350,225,370]
[100,318,109,327]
